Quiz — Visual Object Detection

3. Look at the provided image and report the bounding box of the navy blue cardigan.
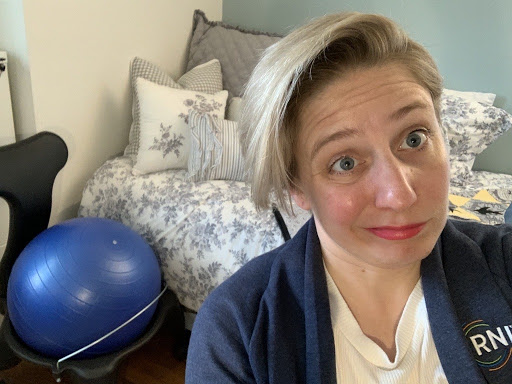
[186,219,512,383]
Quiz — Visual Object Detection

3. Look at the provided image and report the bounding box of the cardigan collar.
[303,218,337,383]
[421,232,486,383]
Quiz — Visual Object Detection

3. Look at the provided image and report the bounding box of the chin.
[382,235,441,266]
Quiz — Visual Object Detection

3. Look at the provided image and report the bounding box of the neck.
[323,250,421,361]
[322,247,421,301]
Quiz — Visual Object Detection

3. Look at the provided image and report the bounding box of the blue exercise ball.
[7,217,161,358]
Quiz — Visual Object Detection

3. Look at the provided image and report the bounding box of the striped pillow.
[188,110,245,181]
[124,57,223,157]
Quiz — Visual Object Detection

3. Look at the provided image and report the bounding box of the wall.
[223,0,512,175]
[0,0,36,142]
[0,46,15,253]
[0,0,223,228]
[0,0,25,260]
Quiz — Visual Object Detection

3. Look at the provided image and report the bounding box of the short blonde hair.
[239,12,443,214]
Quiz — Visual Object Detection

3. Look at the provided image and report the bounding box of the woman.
[185,12,512,383]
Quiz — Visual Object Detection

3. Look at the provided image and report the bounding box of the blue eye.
[332,157,358,172]
[402,130,427,149]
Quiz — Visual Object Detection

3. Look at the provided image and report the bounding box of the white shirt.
[325,267,448,383]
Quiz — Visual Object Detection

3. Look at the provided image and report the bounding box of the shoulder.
[186,220,312,381]
[443,219,512,276]
[445,219,512,248]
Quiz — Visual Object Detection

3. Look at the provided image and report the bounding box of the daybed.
[78,10,512,324]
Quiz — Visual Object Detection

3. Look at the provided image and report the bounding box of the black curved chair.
[0,132,186,383]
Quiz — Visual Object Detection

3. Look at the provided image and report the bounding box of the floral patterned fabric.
[441,94,512,185]
[78,156,311,312]
[78,161,512,313]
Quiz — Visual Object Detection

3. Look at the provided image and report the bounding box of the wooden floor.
[0,326,187,384]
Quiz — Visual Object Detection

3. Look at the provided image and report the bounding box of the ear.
[290,186,311,211]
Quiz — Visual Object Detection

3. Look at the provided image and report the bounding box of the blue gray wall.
[223,0,512,175]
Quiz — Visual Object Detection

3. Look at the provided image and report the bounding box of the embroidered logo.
[464,320,512,372]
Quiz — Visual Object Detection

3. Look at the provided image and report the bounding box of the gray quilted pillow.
[187,10,282,98]
[124,57,223,157]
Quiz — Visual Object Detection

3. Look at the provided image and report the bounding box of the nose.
[371,156,417,211]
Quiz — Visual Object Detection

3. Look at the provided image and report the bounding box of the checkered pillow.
[124,57,223,157]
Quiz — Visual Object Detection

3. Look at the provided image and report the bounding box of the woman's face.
[291,63,449,270]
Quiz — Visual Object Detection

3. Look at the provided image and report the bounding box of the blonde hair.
[239,12,443,214]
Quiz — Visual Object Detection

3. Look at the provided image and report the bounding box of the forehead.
[297,63,433,134]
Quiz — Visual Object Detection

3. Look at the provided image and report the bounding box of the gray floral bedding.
[78,156,512,312]
[78,156,311,312]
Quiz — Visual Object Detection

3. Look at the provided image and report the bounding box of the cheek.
[425,152,450,191]
[415,157,450,211]
[312,185,367,227]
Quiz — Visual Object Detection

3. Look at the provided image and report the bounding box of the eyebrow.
[389,100,429,121]
[311,128,360,160]
[309,100,429,160]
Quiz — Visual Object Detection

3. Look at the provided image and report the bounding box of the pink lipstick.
[367,223,426,240]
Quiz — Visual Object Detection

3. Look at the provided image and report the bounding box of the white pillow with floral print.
[133,77,228,175]
[442,88,496,106]
[441,93,512,185]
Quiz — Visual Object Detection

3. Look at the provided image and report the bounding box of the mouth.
[366,222,426,240]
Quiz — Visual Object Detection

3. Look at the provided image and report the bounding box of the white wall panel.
[0,51,15,260]
[19,0,223,224]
